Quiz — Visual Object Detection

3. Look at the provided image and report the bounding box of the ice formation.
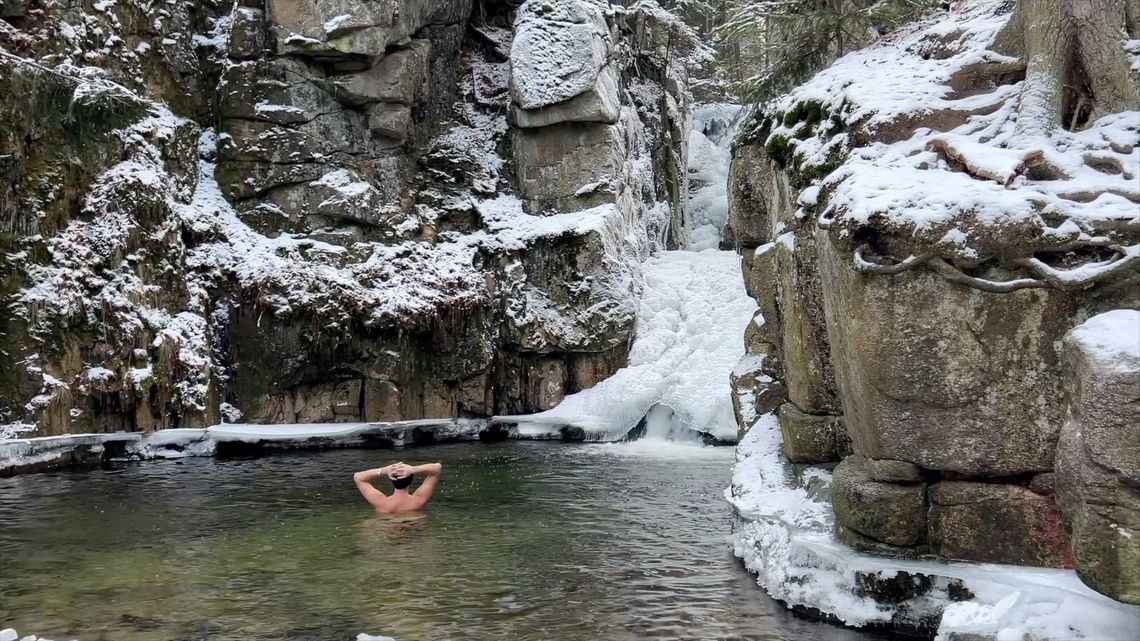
[500,249,757,442]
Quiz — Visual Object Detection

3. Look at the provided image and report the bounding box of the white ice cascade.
[499,103,754,443]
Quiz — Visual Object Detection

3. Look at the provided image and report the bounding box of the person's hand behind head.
[388,462,412,479]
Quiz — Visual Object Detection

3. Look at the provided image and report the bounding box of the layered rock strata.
[0,0,694,438]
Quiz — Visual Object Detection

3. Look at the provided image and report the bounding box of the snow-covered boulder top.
[1066,310,1140,372]
[745,0,1139,269]
[509,0,612,109]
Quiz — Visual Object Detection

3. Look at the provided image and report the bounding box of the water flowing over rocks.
[727,0,1140,636]
[0,0,697,439]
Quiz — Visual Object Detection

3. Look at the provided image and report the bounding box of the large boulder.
[816,234,1078,476]
[833,456,927,550]
[1055,310,1140,603]
[509,0,612,110]
[512,63,621,128]
[929,481,1072,567]
[777,402,838,463]
[511,120,627,212]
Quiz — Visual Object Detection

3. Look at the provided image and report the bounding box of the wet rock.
[325,40,432,107]
[363,380,402,421]
[817,234,1076,476]
[1029,472,1055,495]
[510,120,625,212]
[1055,310,1140,603]
[266,0,471,62]
[833,456,927,547]
[929,481,1072,567]
[368,103,412,140]
[778,402,837,464]
[745,246,783,351]
[773,231,839,414]
[731,352,786,435]
[527,358,567,410]
[728,143,790,247]
[229,8,266,60]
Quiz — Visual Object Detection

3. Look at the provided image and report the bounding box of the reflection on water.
[0,441,882,640]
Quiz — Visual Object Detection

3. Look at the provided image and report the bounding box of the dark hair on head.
[392,474,414,490]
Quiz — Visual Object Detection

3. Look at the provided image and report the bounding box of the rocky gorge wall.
[0,0,701,438]
[728,0,1140,608]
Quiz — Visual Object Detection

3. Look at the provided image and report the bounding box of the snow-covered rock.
[509,0,611,109]
[729,414,1140,640]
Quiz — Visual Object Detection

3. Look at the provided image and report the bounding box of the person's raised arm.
[353,464,396,509]
[410,462,442,502]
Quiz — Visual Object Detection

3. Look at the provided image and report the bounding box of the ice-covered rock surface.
[499,249,757,442]
[687,102,740,250]
[728,414,1140,640]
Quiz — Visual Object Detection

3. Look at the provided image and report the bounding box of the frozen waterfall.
[498,103,753,443]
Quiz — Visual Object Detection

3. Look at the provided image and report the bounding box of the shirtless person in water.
[352,461,442,513]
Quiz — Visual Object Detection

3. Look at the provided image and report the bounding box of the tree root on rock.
[851,242,1140,293]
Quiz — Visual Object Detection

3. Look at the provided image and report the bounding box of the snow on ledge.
[728,413,1140,640]
[1066,309,1140,372]
[0,420,489,474]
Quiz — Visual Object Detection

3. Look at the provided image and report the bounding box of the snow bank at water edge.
[728,414,1140,639]
[497,249,757,443]
[0,420,488,474]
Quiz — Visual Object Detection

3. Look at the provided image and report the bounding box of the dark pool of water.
[0,440,885,640]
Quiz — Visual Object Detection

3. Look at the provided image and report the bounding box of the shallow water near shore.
[0,441,883,640]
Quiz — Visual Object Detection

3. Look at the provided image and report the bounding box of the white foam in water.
[503,249,757,442]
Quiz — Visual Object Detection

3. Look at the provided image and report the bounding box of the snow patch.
[1066,309,1140,371]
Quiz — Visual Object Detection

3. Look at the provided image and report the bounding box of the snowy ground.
[498,248,756,442]
[728,414,1140,640]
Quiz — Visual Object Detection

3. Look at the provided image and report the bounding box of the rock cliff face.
[728,0,1139,606]
[0,0,695,437]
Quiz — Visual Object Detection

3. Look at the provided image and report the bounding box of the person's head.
[391,474,414,491]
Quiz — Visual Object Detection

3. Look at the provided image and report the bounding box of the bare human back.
[352,461,443,514]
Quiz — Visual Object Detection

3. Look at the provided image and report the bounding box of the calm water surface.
[0,441,883,640]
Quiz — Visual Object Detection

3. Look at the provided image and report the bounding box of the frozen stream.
[0,442,886,641]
